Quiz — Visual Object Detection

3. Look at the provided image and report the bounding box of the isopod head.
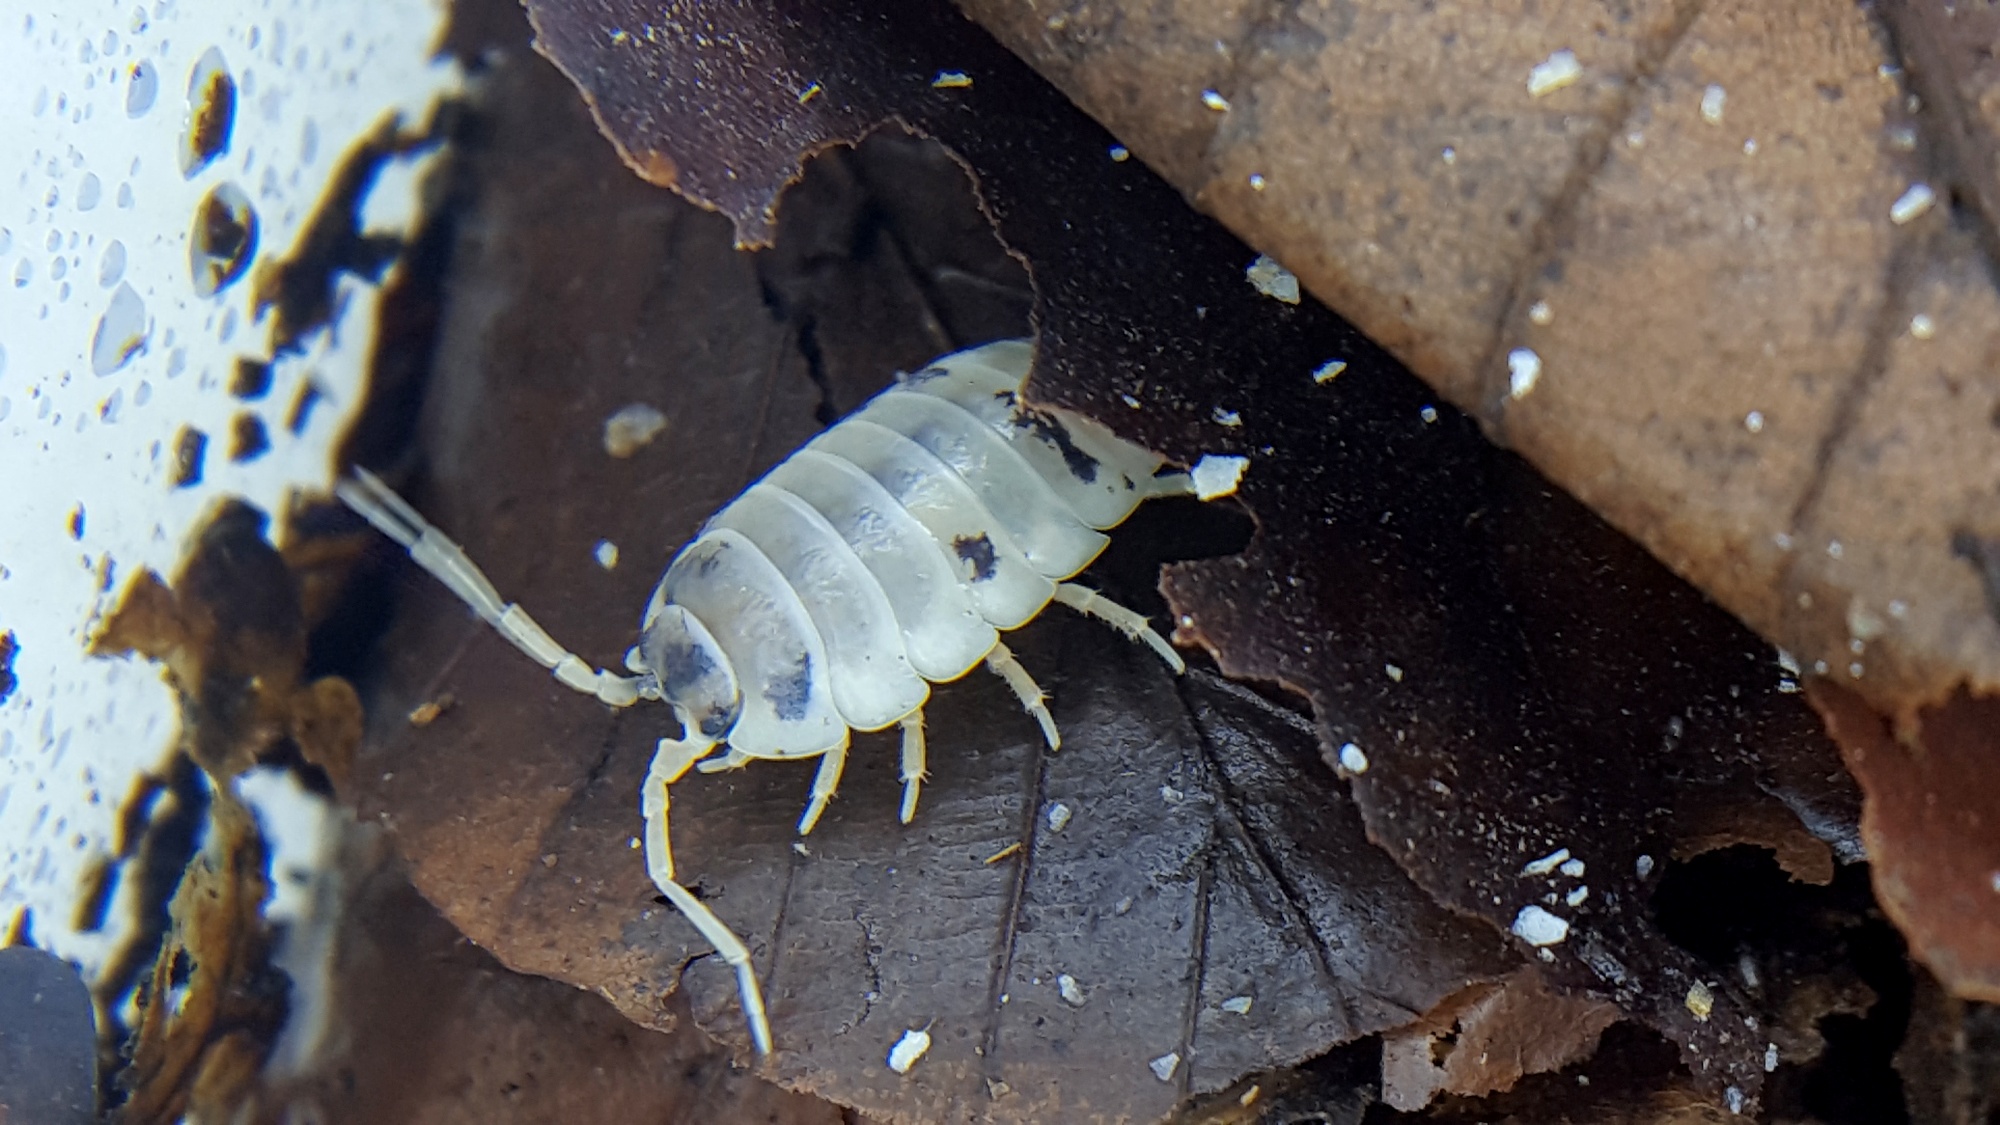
[636,601,741,740]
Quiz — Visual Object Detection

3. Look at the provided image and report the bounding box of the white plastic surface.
[0,0,460,980]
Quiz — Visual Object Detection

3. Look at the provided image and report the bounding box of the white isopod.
[337,338,1191,1054]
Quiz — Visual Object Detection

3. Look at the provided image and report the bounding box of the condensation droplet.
[98,240,126,288]
[75,172,101,211]
[89,281,148,375]
[299,117,318,165]
[14,259,33,288]
[0,227,11,255]
[125,59,157,116]
[116,182,134,208]
[189,182,257,297]
[48,256,66,281]
[179,47,236,178]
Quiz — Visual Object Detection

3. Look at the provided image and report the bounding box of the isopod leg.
[797,735,850,835]
[1052,582,1186,673]
[984,642,1060,751]
[695,746,757,774]
[898,711,927,824]
[641,734,774,1054]
[336,468,643,707]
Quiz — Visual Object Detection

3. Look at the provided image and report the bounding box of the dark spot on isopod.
[229,357,272,399]
[285,379,322,434]
[953,533,998,582]
[189,182,258,297]
[766,652,814,722]
[0,631,18,706]
[68,505,85,540]
[1015,406,1101,484]
[180,47,236,178]
[169,426,207,488]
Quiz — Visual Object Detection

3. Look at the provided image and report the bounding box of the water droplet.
[116,182,133,208]
[89,282,147,375]
[44,229,60,252]
[0,227,11,255]
[188,182,257,296]
[48,256,66,280]
[75,172,101,211]
[125,59,157,116]
[179,47,236,178]
[98,240,125,287]
[13,259,32,287]
[299,117,319,165]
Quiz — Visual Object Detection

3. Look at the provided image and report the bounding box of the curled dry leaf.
[953,0,2000,1002]
[506,0,1870,1110]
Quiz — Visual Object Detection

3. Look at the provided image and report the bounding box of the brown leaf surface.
[458,0,1872,1113]
[955,0,2000,727]
[345,18,1516,1123]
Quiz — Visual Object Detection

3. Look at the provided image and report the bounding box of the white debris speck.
[932,70,972,88]
[1991,870,2000,893]
[1828,539,1844,559]
[1507,348,1542,399]
[1109,145,1131,162]
[1312,359,1348,384]
[1523,847,1572,876]
[1636,854,1655,878]
[1220,995,1253,1015]
[792,841,810,857]
[797,81,823,104]
[1700,84,1727,124]
[1849,661,1865,679]
[1149,1052,1181,1081]
[1765,1043,1780,1072]
[1385,663,1404,682]
[1512,904,1570,946]
[1248,173,1267,191]
[1441,145,1457,164]
[604,403,668,457]
[1744,410,1765,433]
[1046,802,1072,833]
[1738,951,1762,989]
[1528,300,1553,325]
[1191,454,1249,500]
[1776,648,1802,675]
[1889,599,1909,618]
[1201,89,1230,111]
[1910,313,1935,339]
[1848,598,1888,641]
[1565,885,1590,907]
[888,1028,932,1073]
[1527,49,1582,97]
[1627,130,1646,148]
[1890,182,1936,224]
[1559,857,1586,878]
[1160,784,1185,804]
[1058,973,1085,1006]
[593,539,619,569]
[1338,742,1370,774]
[1888,123,1917,150]
[1685,981,1715,1020]
[1245,254,1300,303]
[629,836,641,849]
[1420,406,1439,423]
[1212,406,1242,426]
[1726,1085,1745,1115]
[1744,138,1759,156]
[1121,393,1142,409]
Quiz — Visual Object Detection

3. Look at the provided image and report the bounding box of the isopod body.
[338,338,1189,1056]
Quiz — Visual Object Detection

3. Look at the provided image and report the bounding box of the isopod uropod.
[338,338,1192,1053]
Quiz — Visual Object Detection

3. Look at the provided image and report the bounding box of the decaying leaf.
[499,0,1871,1111]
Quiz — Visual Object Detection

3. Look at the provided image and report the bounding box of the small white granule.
[1507,348,1542,398]
[1160,784,1184,804]
[1046,802,1072,833]
[888,1027,932,1073]
[1149,1052,1181,1081]
[932,70,972,89]
[603,403,668,457]
[1338,742,1369,774]
[1201,89,1230,111]
[1212,406,1242,426]
[1744,138,1759,155]
[1384,663,1404,682]
[1685,981,1715,1020]
[1248,173,1267,190]
[1058,973,1085,1006]
[1636,854,1655,878]
[1312,359,1348,384]
[1528,299,1553,325]
[1558,857,1585,878]
[1109,145,1130,162]
[1744,410,1764,433]
[1441,145,1457,164]
[1910,313,1935,339]
[1528,49,1582,97]
[1523,847,1571,876]
[1890,182,1936,224]
[593,539,619,569]
[1565,885,1589,907]
[1700,84,1726,124]
[1420,405,1439,423]
[1191,454,1249,500]
[1245,254,1301,303]
[1765,1043,1780,1072]
[1511,904,1570,946]
[1220,995,1253,1015]
[1726,1086,1745,1115]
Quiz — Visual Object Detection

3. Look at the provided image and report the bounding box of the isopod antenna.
[336,467,645,708]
